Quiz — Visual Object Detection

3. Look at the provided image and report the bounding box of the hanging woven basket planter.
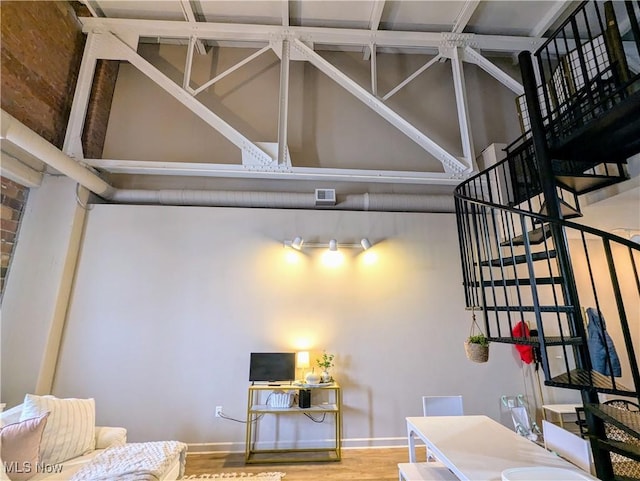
[465,309,490,363]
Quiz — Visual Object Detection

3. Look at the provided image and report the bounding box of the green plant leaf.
[467,334,489,347]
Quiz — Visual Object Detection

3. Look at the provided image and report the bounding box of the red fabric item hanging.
[513,321,534,364]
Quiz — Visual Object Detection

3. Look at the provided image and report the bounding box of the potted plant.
[316,351,335,382]
[465,333,489,363]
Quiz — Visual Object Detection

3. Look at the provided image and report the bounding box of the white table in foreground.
[406,415,598,481]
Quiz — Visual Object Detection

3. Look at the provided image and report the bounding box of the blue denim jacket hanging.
[587,307,621,376]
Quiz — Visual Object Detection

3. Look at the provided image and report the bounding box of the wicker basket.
[464,340,489,363]
[268,391,295,408]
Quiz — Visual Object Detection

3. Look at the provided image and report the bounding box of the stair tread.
[500,225,552,246]
[479,250,556,267]
[555,175,629,195]
[490,335,583,346]
[478,276,563,287]
[487,305,574,312]
[586,404,640,441]
[596,438,640,461]
[547,369,636,396]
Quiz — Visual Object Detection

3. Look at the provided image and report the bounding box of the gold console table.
[245,382,342,464]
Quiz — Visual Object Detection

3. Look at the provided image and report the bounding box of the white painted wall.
[51,204,530,449]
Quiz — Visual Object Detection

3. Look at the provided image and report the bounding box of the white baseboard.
[186,436,408,454]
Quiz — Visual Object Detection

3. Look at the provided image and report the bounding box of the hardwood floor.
[185,447,410,480]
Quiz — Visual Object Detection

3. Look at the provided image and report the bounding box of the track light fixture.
[291,236,304,250]
[283,237,375,251]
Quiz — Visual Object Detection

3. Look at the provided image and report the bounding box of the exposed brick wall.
[0,1,86,147]
[0,178,29,295]
[0,1,117,297]
[83,60,120,159]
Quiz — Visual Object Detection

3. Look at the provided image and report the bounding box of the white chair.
[421,396,464,462]
[422,395,464,416]
[543,420,594,474]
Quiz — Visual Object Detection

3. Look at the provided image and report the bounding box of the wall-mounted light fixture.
[291,236,304,250]
[283,237,374,251]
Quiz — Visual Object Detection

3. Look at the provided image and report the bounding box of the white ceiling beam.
[97,31,274,167]
[192,45,271,96]
[277,40,290,165]
[0,152,43,188]
[451,48,474,170]
[291,39,468,174]
[364,0,386,60]
[463,46,524,96]
[530,0,572,37]
[63,33,101,160]
[282,0,289,27]
[178,0,206,54]
[452,0,481,34]
[183,37,195,91]
[383,54,441,101]
[79,0,101,18]
[85,158,469,185]
[81,18,546,54]
[370,43,377,96]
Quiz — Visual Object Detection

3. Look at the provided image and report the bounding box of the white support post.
[282,0,289,27]
[277,40,290,165]
[463,46,524,96]
[183,36,195,91]
[452,0,481,34]
[193,45,271,96]
[99,32,274,166]
[451,47,474,170]
[370,43,377,96]
[383,54,441,101]
[179,0,206,54]
[531,0,572,37]
[364,0,385,60]
[63,32,100,160]
[291,39,467,174]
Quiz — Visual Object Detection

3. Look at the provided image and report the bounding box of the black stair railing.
[455,154,640,400]
[534,0,640,153]
[515,1,640,161]
[456,1,640,478]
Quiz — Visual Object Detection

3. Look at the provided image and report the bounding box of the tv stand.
[245,383,342,464]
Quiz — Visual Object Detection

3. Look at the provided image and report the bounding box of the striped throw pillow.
[20,395,95,465]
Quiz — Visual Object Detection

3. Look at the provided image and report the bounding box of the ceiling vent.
[315,188,336,206]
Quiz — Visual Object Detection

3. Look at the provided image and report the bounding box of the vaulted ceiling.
[5,1,638,199]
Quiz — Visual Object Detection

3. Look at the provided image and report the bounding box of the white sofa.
[1,402,183,481]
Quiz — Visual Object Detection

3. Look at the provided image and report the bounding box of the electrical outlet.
[215,406,223,418]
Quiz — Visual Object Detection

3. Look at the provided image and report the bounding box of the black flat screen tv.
[249,352,296,382]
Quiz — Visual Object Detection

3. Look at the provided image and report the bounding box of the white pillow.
[19,395,95,464]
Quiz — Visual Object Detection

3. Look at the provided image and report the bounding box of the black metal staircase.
[455,2,640,480]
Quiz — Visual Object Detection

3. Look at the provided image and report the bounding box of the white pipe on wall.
[1,110,116,198]
[110,189,455,212]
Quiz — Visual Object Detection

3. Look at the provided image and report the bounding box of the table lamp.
[296,351,310,382]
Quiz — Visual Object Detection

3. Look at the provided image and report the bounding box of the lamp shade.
[360,238,372,250]
[296,351,310,369]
